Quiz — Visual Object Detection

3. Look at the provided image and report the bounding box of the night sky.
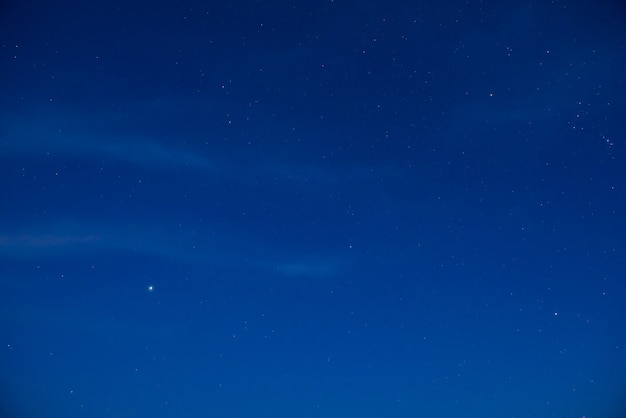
[1,1,626,417]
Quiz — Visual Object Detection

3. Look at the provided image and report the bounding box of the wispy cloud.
[0,221,103,257]
[0,102,371,186]
[272,259,343,279]
[0,233,99,249]
[1,108,216,172]
[2,108,405,203]
[0,220,345,280]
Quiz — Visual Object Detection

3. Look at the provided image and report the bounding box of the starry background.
[1,1,626,417]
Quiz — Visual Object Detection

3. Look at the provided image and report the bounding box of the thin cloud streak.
[2,118,216,173]
[0,105,387,187]
[0,221,344,280]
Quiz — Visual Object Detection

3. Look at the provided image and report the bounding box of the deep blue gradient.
[1,1,626,417]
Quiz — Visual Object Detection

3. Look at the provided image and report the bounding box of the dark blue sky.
[1,1,626,417]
